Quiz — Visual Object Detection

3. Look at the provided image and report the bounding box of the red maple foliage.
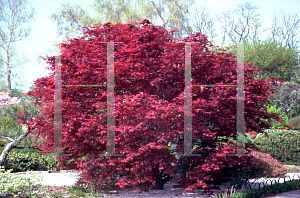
[16,19,285,195]
[248,131,256,139]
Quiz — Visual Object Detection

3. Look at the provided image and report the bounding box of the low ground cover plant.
[0,167,107,197]
[0,168,48,197]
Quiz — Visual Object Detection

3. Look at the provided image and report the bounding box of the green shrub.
[259,103,290,130]
[288,116,300,130]
[0,147,59,173]
[253,129,300,165]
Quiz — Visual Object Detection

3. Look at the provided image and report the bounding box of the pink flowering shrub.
[205,147,289,189]
[250,150,288,178]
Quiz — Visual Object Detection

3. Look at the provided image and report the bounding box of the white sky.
[2,0,300,93]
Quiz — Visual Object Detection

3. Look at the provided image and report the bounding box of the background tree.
[0,42,30,93]
[191,2,218,46]
[220,39,300,85]
[45,2,99,40]
[214,39,300,121]
[0,0,47,160]
[262,10,300,82]
[267,10,300,54]
[190,2,300,85]
[214,2,269,50]
[47,0,195,43]
[0,0,36,97]
[209,5,300,124]
[146,0,195,40]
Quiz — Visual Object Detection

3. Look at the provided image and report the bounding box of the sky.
[1,0,300,94]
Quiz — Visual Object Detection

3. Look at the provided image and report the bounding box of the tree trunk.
[171,135,187,182]
[152,174,173,190]
[0,123,35,166]
[152,166,173,190]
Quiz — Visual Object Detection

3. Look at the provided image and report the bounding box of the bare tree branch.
[191,2,218,42]
[214,2,265,48]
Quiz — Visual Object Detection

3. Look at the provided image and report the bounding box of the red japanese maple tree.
[17,19,284,194]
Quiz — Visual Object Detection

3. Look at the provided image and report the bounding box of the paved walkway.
[263,189,300,197]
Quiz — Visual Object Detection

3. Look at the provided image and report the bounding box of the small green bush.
[259,103,290,130]
[253,129,300,165]
[288,116,300,130]
[0,147,59,173]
